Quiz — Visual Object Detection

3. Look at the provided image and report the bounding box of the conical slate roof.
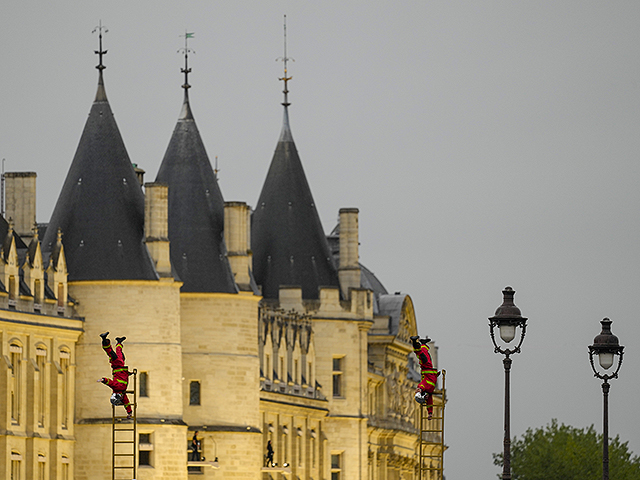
[42,71,157,281]
[155,90,237,293]
[251,107,340,300]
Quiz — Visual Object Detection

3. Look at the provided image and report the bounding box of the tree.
[493,419,640,480]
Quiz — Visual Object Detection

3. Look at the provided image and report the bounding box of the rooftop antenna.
[178,31,195,91]
[276,15,294,107]
[92,20,108,71]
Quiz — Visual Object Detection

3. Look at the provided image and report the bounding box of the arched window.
[189,381,201,406]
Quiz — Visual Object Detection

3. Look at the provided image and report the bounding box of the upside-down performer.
[410,335,440,420]
[97,332,133,419]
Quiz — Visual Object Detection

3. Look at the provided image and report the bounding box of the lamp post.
[489,286,527,480]
[588,318,624,480]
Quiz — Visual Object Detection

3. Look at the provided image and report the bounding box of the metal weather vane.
[178,31,195,90]
[276,15,294,107]
[92,20,108,71]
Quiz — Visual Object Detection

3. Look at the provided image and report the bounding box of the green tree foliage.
[493,419,640,480]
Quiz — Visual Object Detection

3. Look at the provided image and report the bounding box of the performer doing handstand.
[410,335,439,420]
[97,332,133,419]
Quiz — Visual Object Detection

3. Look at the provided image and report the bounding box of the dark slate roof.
[42,72,157,281]
[155,91,237,293]
[0,216,27,253]
[378,294,409,336]
[251,107,340,300]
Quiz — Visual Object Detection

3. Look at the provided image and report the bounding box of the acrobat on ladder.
[98,332,134,418]
[411,335,446,480]
[97,332,138,480]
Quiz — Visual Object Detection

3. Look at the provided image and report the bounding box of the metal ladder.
[418,369,446,480]
[111,369,137,480]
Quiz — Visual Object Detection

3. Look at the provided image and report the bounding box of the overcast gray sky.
[2,1,639,478]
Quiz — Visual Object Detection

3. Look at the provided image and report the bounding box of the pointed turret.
[42,30,157,281]
[155,35,237,293]
[251,27,339,300]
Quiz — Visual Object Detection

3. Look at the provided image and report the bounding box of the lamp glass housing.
[499,324,516,343]
[598,351,614,370]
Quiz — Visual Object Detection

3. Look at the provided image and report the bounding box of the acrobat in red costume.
[410,335,439,420]
[97,332,133,418]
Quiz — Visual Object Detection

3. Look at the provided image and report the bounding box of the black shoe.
[99,332,109,340]
[115,336,126,344]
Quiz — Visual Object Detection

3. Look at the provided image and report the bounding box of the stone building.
[0,36,443,480]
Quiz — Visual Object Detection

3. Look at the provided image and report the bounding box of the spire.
[42,36,157,281]
[155,33,238,293]
[178,31,195,120]
[277,15,294,142]
[252,19,340,300]
[92,21,108,102]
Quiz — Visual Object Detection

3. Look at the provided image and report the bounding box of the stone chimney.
[224,201,252,290]
[144,183,172,277]
[4,172,37,240]
[338,207,361,299]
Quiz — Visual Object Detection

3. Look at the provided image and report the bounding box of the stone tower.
[42,33,186,480]
[155,43,262,478]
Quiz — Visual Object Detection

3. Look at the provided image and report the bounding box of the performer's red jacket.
[101,341,132,414]
[413,340,439,415]
[414,343,438,394]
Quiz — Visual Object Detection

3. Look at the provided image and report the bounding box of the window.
[332,357,344,398]
[310,433,316,467]
[9,275,17,301]
[308,360,313,386]
[294,359,299,384]
[36,348,47,426]
[139,372,149,397]
[61,457,69,480]
[60,350,70,428]
[265,355,271,379]
[10,344,22,424]
[11,452,21,480]
[331,453,342,480]
[280,357,285,382]
[139,433,153,467]
[189,381,201,405]
[34,279,42,309]
[57,283,64,308]
[37,455,45,480]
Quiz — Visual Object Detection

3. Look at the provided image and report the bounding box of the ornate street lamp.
[489,286,527,480]
[588,318,624,480]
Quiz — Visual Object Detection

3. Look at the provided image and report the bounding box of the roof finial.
[92,21,108,71]
[277,15,294,107]
[179,31,195,91]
